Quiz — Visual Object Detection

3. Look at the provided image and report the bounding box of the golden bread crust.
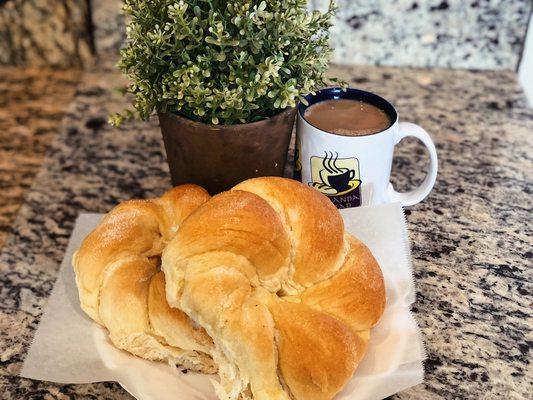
[73,185,215,372]
[270,300,368,400]
[162,177,386,400]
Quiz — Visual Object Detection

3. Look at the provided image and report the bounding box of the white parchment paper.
[21,203,425,400]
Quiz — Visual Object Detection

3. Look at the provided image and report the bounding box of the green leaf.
[113,0,339,126]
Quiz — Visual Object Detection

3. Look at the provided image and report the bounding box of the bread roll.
[162,177,386,399]
[73,185,216,373]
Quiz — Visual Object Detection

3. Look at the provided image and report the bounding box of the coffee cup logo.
[309,152,362,208]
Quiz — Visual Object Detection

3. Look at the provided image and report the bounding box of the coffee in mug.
[304,99,391,136]
[295,88,438,208]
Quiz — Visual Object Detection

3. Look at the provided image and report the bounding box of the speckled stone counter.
[0,67,80,250]
[0,65,531,399]
[327,0,532,70]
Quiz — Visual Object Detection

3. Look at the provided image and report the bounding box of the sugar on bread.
[162,177,386,400]
[72,185,216,373]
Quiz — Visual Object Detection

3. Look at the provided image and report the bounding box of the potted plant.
[111,0,338,194]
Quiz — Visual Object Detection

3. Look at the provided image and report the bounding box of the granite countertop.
[0,64,531,399]
[0,67,80,249]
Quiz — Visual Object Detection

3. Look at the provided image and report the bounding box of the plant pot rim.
[157,107,296,129]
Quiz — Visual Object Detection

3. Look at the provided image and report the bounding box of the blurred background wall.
[0,0,93,67]
[323,0,531,70]
[0,0,531,70]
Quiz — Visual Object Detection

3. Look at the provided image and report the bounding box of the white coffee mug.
[295,88,438,208]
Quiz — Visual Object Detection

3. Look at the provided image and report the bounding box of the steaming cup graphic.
[309,152,362,200]
[316,152,360,194]
[296,87,438,208]
[326,169,355,192]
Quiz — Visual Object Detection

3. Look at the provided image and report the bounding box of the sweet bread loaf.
[73,185,216,373]
[162,177,386,399]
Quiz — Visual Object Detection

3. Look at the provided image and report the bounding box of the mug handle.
[387,122,438,206]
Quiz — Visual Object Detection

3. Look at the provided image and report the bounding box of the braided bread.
[72,185,216,373]
[162,177,386,400]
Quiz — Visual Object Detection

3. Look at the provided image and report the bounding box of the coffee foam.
[331,128,378,136]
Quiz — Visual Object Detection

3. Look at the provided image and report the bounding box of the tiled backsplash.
[321,0,532,70]
[0,0,531,70]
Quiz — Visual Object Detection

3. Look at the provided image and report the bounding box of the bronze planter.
[158,108,296,194]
